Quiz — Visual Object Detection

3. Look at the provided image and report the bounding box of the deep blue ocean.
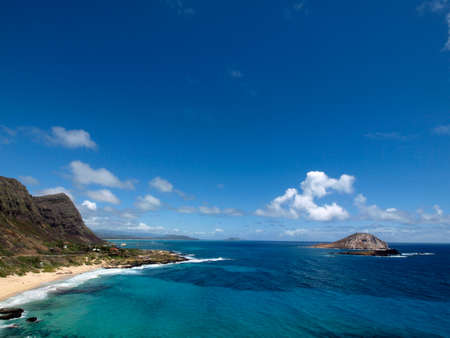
[1,240,449,337]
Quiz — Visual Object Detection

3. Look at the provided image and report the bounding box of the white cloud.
[199,206,221,214]
[82,200,97,211]
[229,69,243,78]
[122,212,137,219]
[354,193,413,223]
[256,171,354,221]
[445,13,450,50]
[149,176,192,199]
[86,189,120,204]
[19,175,39,186]
[0,126,97,149]
[354,194,450,226]
[418,1,450,50]
[38,187,74,201]
[417,0,449,13]
[0,125,16,144]
[128,222,165,232]
[215,228,224,232]
[149,177,173,192]
[284,228,307,236]
[164,0,195,16]
[70,161,135,189]
[417,205,450,224]
[364,132,409,141]
[135,194,161,211]
[50,127,97,149]
[293,2,305,11]
[433,124,450,135]
[176,205,243,216]
[223,208,244,216]
[255,229,264,233]
[176,206,197,214]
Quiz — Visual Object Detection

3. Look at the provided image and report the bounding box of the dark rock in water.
[0,308,24,320]
[337,249,401,256]
[311,233,390,250]
[26,317,38,322]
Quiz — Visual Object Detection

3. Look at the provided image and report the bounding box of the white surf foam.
[180,257,227,264]
[0,255,227,308]
[401,252,435,256]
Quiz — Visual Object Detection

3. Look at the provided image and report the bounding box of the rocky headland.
[0,175,186,278]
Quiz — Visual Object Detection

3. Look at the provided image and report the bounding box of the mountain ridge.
[0,176,103,255]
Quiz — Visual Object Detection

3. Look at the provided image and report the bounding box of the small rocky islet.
[311,233,401,256]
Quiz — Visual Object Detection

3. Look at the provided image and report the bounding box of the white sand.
[0,264,103,303]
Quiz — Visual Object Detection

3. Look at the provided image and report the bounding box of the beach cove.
[1,240,449,337]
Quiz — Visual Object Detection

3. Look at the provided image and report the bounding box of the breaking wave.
[0,255,226,308]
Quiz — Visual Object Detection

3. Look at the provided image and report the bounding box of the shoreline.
[0,264,103,303]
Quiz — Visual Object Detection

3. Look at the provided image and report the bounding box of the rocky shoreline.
[335,248,401,256]
[0,249,188,325]
[102,250,187,269]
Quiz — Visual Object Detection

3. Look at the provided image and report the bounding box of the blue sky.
[1,0,449,242]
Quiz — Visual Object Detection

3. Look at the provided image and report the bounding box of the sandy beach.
[0,264,103,303]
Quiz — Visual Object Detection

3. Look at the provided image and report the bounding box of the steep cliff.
[33,193,100,244]
[0,176,103,255]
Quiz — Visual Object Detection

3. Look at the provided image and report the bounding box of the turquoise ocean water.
[0,240,449,337]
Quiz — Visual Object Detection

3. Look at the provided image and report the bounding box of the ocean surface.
[1,241,449,337]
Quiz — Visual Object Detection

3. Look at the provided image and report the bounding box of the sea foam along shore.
[0,264,104,304]
[0,256,226,308]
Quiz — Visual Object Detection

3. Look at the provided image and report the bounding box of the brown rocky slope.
[0,176,103,256]
[311,233,400,256]
[312,233,389,250]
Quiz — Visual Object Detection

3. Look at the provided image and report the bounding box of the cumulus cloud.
[81,200,97,211]
[354,194,411,223]
[135,194,161,211]
[417,205,450,224]
[417,0,449,13]
[149,177,173,192]
[149,176,192,199]
[176,205,243,216]
[19,175,39,186]
[284,228,307,236]
[364,132,409,141]
[38,187,74,201]
[128,222,165,232]
[86,189,120,204]
[0,126,96,149]
[255,171,354,221]
[354,194,450,225]
[199,206,221,214]
[164,0,195,16]
[417,0,450,50]
[229,69,243,78]
[70,161,135,189]
[0,125,16,144]
[176,206,197,214]
[293,2,305,11]
[50,127,97,149]
[433,124,450,135]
